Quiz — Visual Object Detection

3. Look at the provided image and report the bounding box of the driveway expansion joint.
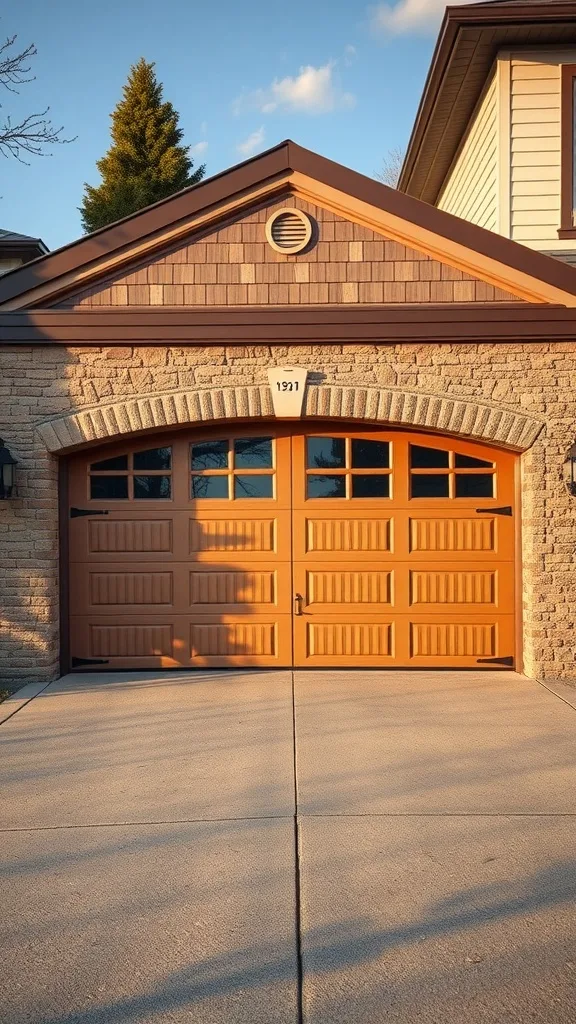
[0,813,294,832]
[291,669,305,1024]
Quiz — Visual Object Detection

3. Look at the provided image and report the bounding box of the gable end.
[54,196,523,308]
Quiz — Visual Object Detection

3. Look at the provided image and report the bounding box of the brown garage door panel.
[296,563,394,612]
[70,613,292,668]
[70,561,291,617]
[70,563,177,615]
[70,616,182,668]
[70,514,185,564]
[293,613,514,668]
[408,614,515,665]
[189,615,291,666]
[295,616,396,666]
[408,564,515,612]
[408,513,513,560]
[189,512,290,562]
[295,513,394,561]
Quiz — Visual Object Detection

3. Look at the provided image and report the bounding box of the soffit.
[399,7,576,203]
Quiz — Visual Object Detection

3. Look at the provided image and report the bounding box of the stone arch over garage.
[36,384,544,454]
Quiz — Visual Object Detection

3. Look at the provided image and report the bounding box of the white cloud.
[371,0,475,35]
[237,126,266,157]
[234,62,355,116]
[190,140,208,157]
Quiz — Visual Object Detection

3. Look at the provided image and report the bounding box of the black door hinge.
[71,657,110,667]
[475,506,512,516]
[477,656,514,666]
[70,508,110,518]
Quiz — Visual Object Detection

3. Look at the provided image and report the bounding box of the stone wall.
[0,340,575,685]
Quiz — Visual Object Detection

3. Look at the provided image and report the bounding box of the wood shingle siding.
[437,72,499,232]
[58,197,521,308]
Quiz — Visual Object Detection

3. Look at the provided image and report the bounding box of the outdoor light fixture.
[0,439,17,499]
[566,443,576,497]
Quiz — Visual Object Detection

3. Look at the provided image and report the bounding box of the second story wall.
[509,49,574,253]
[436,47,576,257]
[437,72,499,232]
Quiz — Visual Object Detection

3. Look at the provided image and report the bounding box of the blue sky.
[1,0,456,250]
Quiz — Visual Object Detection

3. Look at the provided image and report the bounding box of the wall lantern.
[566,443,576,497]
[0,439,17,499]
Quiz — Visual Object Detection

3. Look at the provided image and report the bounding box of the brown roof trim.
[1,303,574,344]
[2,141,576,308]
[398,1,576,197]
[560,64,576,235]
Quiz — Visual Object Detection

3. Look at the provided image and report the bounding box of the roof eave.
[398,2,576,195]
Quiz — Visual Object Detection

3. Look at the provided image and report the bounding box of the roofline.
[3,139,576,306]
[1,303,575,345]
[0,141,295,303]
[398,2,576,194]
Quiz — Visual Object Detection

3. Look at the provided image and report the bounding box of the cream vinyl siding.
[510,50,576,251]
[437,73,498,231]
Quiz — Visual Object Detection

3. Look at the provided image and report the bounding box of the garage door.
[67,425,516,669]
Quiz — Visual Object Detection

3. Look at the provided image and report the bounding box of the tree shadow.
[2,843,576,1024]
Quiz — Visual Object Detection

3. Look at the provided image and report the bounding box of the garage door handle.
[294,593,304,616]
[475,506,512,516]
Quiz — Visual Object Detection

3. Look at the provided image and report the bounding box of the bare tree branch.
[0,31,74,163]
[0,35,35,92]
[0,110,67,162]
[375,146,405,189]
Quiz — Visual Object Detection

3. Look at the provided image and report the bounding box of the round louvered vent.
[265,208,313,254]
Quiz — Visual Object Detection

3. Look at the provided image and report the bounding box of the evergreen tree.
[80,59,204,233]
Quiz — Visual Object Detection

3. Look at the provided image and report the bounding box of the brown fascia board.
[2,303,576,345]
[398,2,576,196]
[3,139,576,306]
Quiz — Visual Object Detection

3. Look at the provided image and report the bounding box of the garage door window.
[306,436,391,498]
[190,437,275,499]
[89,446,172,499]
[410,444,495,498]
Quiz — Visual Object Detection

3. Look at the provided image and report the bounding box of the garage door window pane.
[234,437,273,469]
[351,439,390,469]
[352,475,390,498]
[455,474,494,498]
[307,474,346,498]
[134,475,171,499]
[191,441,229,470]
[90,455,128,471]
[307,438,345,469]
[412,474,450,498]
[191,476,229,498]
[454,453,493,469]
[234,475,273,498]
[411,445,449,468]
[133,447,172,470]
[90,476,128,500]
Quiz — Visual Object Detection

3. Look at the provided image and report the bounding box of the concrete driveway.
[1,669,576,1023]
